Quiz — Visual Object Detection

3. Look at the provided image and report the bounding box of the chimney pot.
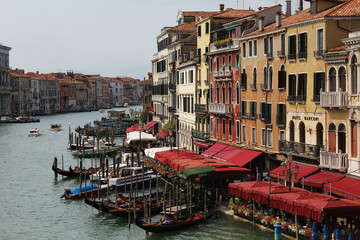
[220,4,225,12]
[286,0,291,17]
[276,11,282,28]
[299,0,303,11]
[258,16,264,32]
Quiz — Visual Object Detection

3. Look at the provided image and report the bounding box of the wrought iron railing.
[279,140,322,158]
[191,130,210,141]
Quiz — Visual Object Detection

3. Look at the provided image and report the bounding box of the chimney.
[299,0,303,11]
[286,0,291,17]
[219,4,225,12]
[258,16,264,32]
[276,11,282,28]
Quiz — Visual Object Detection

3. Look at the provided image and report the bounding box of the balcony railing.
[288,53,296,61]
[168,106,176,113]
[266,52,274,60]
[320,150,348,172]
[277,50,285,58]
[195,104,208,114]
[209,103,232,115]
[279,140,322,159]
[287,95,296,102]
[152,95,168,102]
[192,130,209,141]
[320,91,348,108]
[298,52,307,60]
[224,70,232,77]
[169,83,176,91]
[296,95,306,102]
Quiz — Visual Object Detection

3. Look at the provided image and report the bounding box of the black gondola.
[52,164,99,178]
[135,207,218,233]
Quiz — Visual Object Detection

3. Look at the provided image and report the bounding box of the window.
[313,72,325,102]
[263,66,268,89]
[222,56,225,71]
[198,69,201,84]
[240,100,247,117]
[223,119,226,139]
[311,1,316,15]
[351,55,358,94]
[317,29,323,54]
[279,130,285,141]
[189,70,194,83]
[210,58,213,72]
[250,101,257,118]
[288,35,296,60]
[210,83,213,103]
[198,48,201,58]
[242,125,246,142]
[280,33,285,55]
[229,119,232,140]
[198,26,201,37]
[216,83,220,103]
[228,55,232,70]
[222,83,226,104]
[241,69,247,89]
[276,103,286,126]
[269,36,273,57]
[216,57,220,71]
[298,33,307,59]
[236,82,240,104]
[278,65,286,89]
[288,74,296,100]
[254,40,258,56]
[217,118,220,139]
[339,67,346,91]
[297,73,307,101]
[236,54,240,69]
[260,102,271,124]
[236,121,240,141]
[264,37,268,54]
[205,22,209,34]
[267,129,273,147]
[181,72,184,84]
[251,127,256,145]
[269,67,273,89]
[261,129,266,146]
[210,117,213,135]
[249,41,253,57]
[242,42,246,58]
[228,83,232,104]
[252,68,257,89]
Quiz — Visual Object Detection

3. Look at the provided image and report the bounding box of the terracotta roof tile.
[328,44,348,52]
[327,0,360,17]
[212,8,255,19]
[183,11,218,19]
[170,22,196,31]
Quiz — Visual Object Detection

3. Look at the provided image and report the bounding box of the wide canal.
[0,108,274,239]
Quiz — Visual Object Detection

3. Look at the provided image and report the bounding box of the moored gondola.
[52,164,100,178]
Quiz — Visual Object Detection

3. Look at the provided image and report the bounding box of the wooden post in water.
[98,175,101,200]
[79,159,83,199]
[131,153,134,167]
[179,180,182,218]
[186,181,189,214]
[156,173,159,206]
[61,154,64,170]
[148,174,152,223]
[91,168,94,199]
[295,213,299,240]
[189,181,192,217]
[204,189,207,220]
[128,177,132,229]
[107,179,109,203]
[252,200,255,229]
[54,157,58,178]
[142,164,145,199]
[106,158,109,179]
[215,188,218,218]
[115,181,118,208]
[84,169,87,199]
[163,183,168,218]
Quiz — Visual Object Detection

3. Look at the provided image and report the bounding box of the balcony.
[152,95,168,102]
[320,91,348,108]
[224,70,232,77]
[287,95,296,102]
[266,52,274,60]
[320,151,348,172]
[277,50,285,58]
[240,82,247,90]
[210,38,240,52]
[168,106,176,113]
[195,104,208,114]
[192,130,209,141]
[279,140,322,159]
[209,103,232,115]
[298,52,307,60]
[288,53,296,61]
[296,95,306,103]
[169,83,176,92]
[214,70,233,81]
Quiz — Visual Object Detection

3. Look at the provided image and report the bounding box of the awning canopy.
[202,142,228,157]
[125,131,156,144]
[213,146,262,167]
[324,177,360,201]
[156,131,169,139]
[193,141,209,149]
[270,162,320,183]
[145,120,157,129]
[177,165,215,179]
[303,171,345,188]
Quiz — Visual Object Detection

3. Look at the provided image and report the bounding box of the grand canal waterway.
[0,108,274,239]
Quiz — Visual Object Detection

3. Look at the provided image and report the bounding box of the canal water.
[0,108,274,239]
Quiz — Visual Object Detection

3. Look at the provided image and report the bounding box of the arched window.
[236,82,240,104]
[216,83,220,103]
[328,123,336,153]
[299,122,305,144]
[269,66,273,89]
[338,123,346,153]
[329,67,336,91]
[316,123,323,147]
[228,82,232,104]
[210,83,213,103]
[263,66,268,88]
[351,55,358,94]
[289,120,295,142]
[222,83,226,104]
[339,66,346,91]
[253,68,257,88]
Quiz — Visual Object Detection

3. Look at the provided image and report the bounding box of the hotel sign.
[292,116,319,121]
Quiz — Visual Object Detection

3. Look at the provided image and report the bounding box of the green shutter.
[254,102,257,116]
[250,102,253,117]
[240,101,243,116]
[244,101,247,116]
[321,72,325,92]
[304,73,307,98]
[313,72,317,97]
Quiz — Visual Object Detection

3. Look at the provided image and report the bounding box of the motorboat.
[28,128,40,137]
[49,124,62,131]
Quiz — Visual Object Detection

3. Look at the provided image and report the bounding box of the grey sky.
[1,0,308,79]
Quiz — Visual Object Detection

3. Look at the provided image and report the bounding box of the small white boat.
[99,109,105,113]
[28,128,40,137]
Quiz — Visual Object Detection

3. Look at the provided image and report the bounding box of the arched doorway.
[299,122,306,153]
[328,123,336,153]
[316,123,323,147]
[338,123,346,154]
[289,120,295,142]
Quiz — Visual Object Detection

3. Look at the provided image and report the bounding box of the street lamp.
[281,152,299,192]
[169,130,174,152]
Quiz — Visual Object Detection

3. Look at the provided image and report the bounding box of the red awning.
[270,162,320,183]
[145,121,157,129]
[323,177,360,201]
[303,171,345,188]
[193,141,209,149]
[156,131,169,139]
[202,143,228,157]
[212,166,251,180]
[228,149,262,167]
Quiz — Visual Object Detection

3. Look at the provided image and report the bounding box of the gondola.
[52,164,100,178]
[60,184,108,199]
[135,207,218,233]
[101,199,163,217]
[72,149,117,158]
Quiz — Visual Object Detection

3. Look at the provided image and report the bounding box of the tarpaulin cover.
[177,165,215,179]
[125,131,156,144]
[145,121,157,129]
[323,177,360,201]
[126,124,143,133]
[202,143,228,157]
[71,184,98,194]
[303,171,345,188]
[156,132,169,139]
[270,162,320,183]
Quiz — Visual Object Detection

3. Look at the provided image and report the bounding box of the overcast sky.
[1,0,308,79]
